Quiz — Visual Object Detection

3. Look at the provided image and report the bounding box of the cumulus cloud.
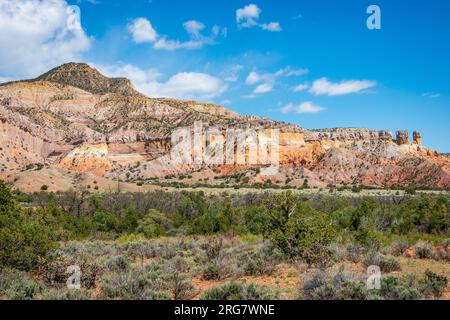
[236,4,281,32]
[245,66,308,95]
[96,63,227,101]
[310,77,376,96]
[128,17,225,51]
[281,102,325,114]
[292,83,309,92]
[245,71,262,85]
[261,22,282,32]
[128,18,158,43]
[253,83,273,94]
[236,4,261,27]
[183,20,205,39]
[246,67,308,85]
[0,0,92,79]
[156,72,228,100]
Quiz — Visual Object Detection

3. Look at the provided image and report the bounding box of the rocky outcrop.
[304,128,392,142]
[35,63,138,96]
[396,131,409,145]
[0,63,449,189]
[58,143,111,176]
[413,131,422,145]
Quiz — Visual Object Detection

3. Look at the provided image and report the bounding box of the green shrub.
[202,263,220,280]
[43,256,103,290]
[0,181,57,271]
[100,266,169,300]
[201,281,278,300]
[380,275,421,300]
[35,288,93,300]
[286,211,336,266]
[201,237,223,262]
[0,212,57,271]
[0,268,43,300]
[264,192,336,265]
[379,257,401,273]
[243,206,270,235]
[0,180,18,214]
[243,252,275,276]
[120,207,143,233]
[345,244,365,263]
[404,187,416,195]
[421,270,448,298]
[363,252,401,273]
[301,269,371,300]
[390,241,409,256]
[106,255,131,272]
[414,241,433,259]
[164,257,196,300]
[93,210,120,233]
[137,209,171,238]
[353,226,380,250]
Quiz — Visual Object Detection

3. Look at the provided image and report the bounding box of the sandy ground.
[2,168,449,198]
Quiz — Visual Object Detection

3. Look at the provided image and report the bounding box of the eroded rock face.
[1,63,449,189]
[58,143,111,176]
[36,63,137,96]
[413,131,422,145]
[396,131,409,145]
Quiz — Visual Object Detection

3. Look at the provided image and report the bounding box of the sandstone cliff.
[0,63,449,191]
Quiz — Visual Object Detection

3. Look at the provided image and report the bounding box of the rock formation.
[413,131,422,145]
[396,131,409,145]
[0,63,449,190]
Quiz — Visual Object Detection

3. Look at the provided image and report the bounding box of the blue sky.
[0,0,449,151]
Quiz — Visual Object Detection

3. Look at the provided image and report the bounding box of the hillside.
[0,63,449,192]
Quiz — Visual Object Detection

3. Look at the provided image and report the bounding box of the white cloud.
[292,83,309,92]
[276,66,309,77]
[95,63,161,90]
[153,36,215,51]
[281,102,325,114]
[96,63,227,101]
[0,0,92,79]
[261,22,282,32]
[128,18,158,43]
[245,66,308,94]
[128,17,224,50]
[236,4,281,32]
[253,83,273,94]
[422,92,441,98]
[223,64,244,82]
[183,20,205,39]
[310,77,376,96]
[246,67,308,86]
[236,4,261,27]
[245,71,262,85]
[157,72,227,100]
